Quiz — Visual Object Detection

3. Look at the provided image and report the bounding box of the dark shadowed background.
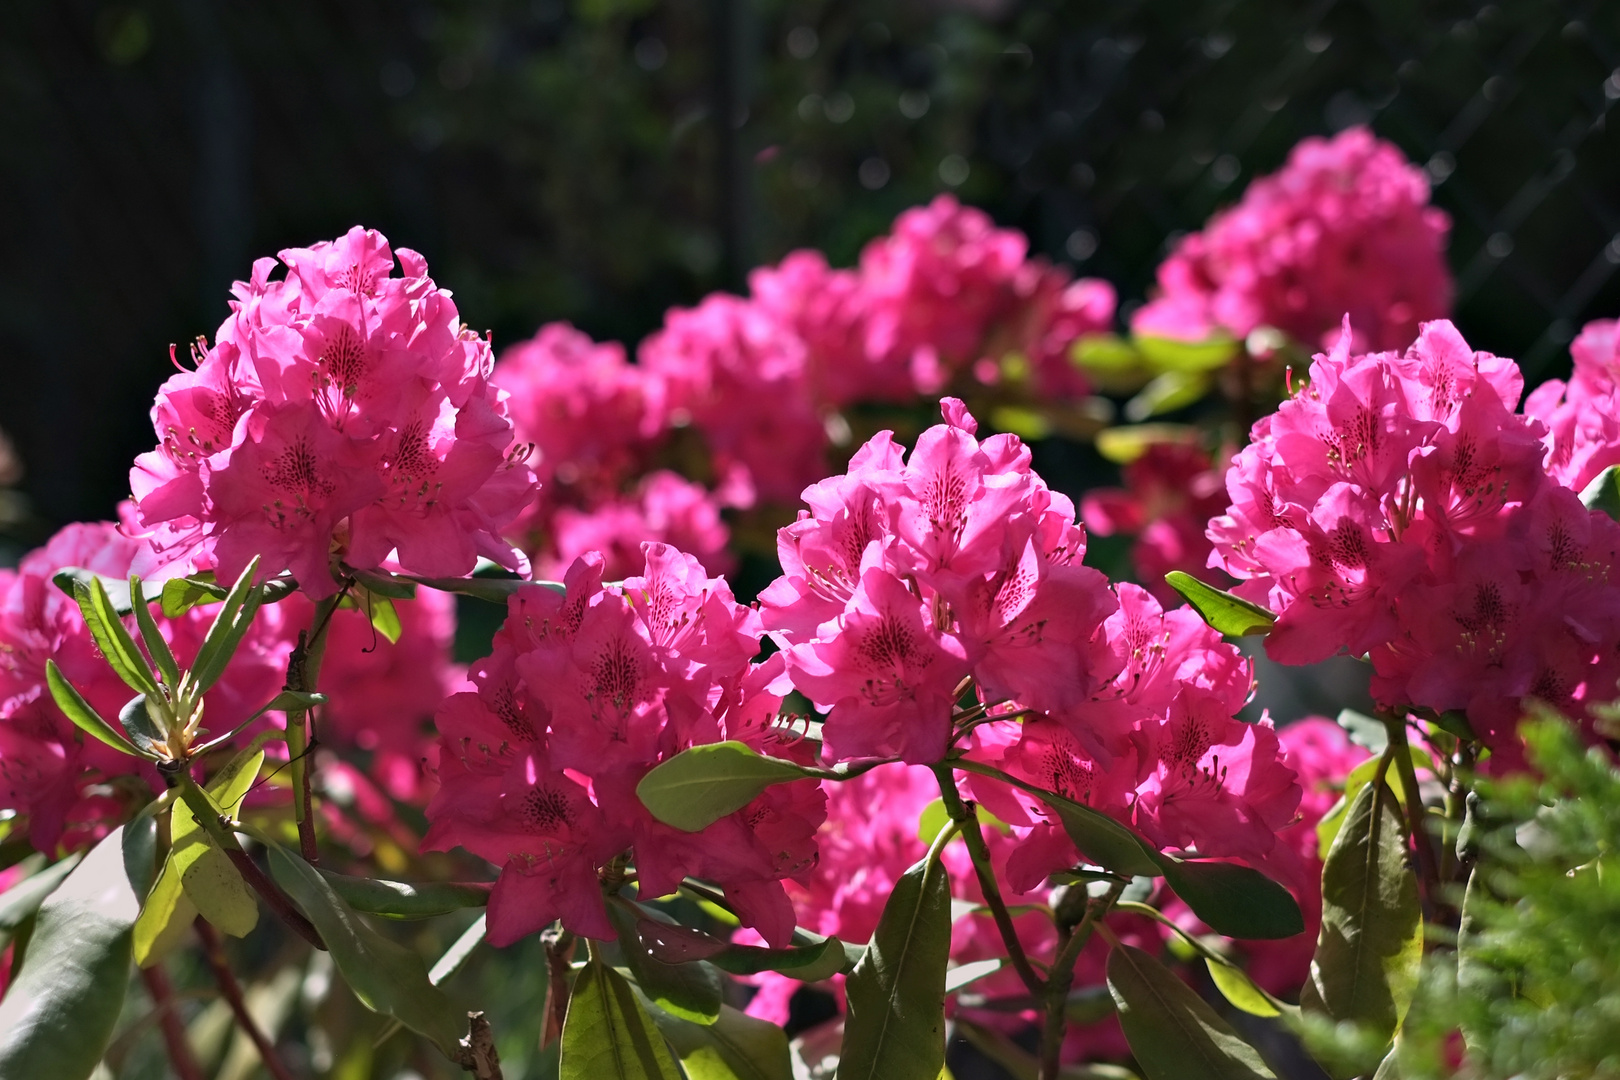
[3,0,1620,548]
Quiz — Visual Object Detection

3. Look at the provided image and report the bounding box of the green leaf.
[1301,777,1422,1069]
[1204,958,1282,1018]
[944,958,1004,994]
[0,826,144,1080]
[1033,791,1161,878]
[636,742,818,832]
[402,573,562,605]
[0,854,83,935]
[193,689,327,755]
[363,590,403,644]
[45,659,148,759]
[1154,856,1304,940]
[644,999,792,1080]
[429,914,487,985]
[839,851,953,1080]
[161,573,227,617]
[317,870,491,919]
[1164,572,1276,637]
[1315,751,1419,860]
[132,860,197,968]
[561,953,682,1080]
[989,406,1053,441]
[637,919,846,980]
[1335,710,1388,755]
[191,556,265,694]
[166,750,264,939]
[1125,370,1214,422]
[352,568,419,600]
[1580,464,1620,521]
[610,903,724,1024]
[1134,333,1240,374]
[916,799,950,846]
[1073,333,1144,376]
[267,844,464,1056]
[73,576,161,697]
[129,577,181,689]
[119,694,166,756]
[1107,943,1276,1080]
[1094,424,1199,465]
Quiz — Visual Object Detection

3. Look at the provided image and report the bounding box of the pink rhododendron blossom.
[1525,318,1620,492]
[540,470,732,580]
[425,544,825,947]
[0,522,289,851]
[763,399,1119,764]
[1080,442,1234,604]
[1210,318,1620,762]
[128,227,537,598]
[1133,127,1452,352]
[859,196,1115,397]
[640,294,828,507]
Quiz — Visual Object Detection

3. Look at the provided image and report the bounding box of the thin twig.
[138,963,205,1080]
[541,928,576,1047]
[1382,713,1444,924]
[195,919,300,1080]
[931,764,1045,997]
[288,591,343,864]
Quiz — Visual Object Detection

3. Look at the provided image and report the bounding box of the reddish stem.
[139,964,205,1080]
[195,919,300,1080]
[219,846,325,951]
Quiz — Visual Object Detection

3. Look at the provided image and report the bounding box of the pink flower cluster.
[128,227,537,599]
[760,398,1120,765]
[1209,319,1620,760]
[1080,442,1235,605]
[1133,127,1452,353]
[493,197,1114,579]
[759,399,1302,878]
[424,544,825,947]
[1526,318,1620,493]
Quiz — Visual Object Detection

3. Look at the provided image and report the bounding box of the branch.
[541,927,576,1047]
[1042,883,1125,1080]
[931,764,1045,997]
[287,592,342,863]
[1382,713,1444,924]
[138,964,205,1080]
[195,918,300,1080]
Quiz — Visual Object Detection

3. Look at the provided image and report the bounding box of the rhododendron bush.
[0,126,1617,1080]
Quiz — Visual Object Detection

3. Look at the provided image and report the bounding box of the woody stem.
[196,918,300,1080]
[1382,713,1444,924]
[288,593,341,863]
[931,764,1045,997]
[1039,881,1123,1080]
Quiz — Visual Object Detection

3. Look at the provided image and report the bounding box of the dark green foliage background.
[2,0,1620,540]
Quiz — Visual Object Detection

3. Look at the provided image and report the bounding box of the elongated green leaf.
[1035,791,1161,878]
[353,568,419,600]
[839,851,953,1080]
[193,689,326,755]
[561,954,682,1080]
[132,862,197,967]
[644,998,792,1080]
[128,577,181,688]
[1301,778,1422,1068]
[1135,333,1241,374]
[268,845,464,1056]
[1095,424,1199,465]
[1204,959,1282,1018]
[119,694,166,756]
[1165,573,1276,637]
[0,826,143,1080]
[192,556,264,694]
[944,958,1004,994]
[636,742,818,832]
[1155,857,1303,940]
[610,905,723,1024]
[317,870,491,919]
[45,659,147,759]
[1107,944,1276,1080]
[53,568,158,612]
[162,750,264,940]
[1316,752,1415,860]
[0,854,83,934]
[161,573,226,617]
[364,591,403,644]
[1580,464,1620,520]
[430,914,487,985]
[639,918,846,980]
[1125,370,1214,422]
[1335,710,1388,755]
[403,573,563,604]
[74,576,162,697]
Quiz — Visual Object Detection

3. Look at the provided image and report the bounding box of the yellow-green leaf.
[1205,958,1282,1018]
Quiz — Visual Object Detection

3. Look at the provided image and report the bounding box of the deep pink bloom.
[540,471,732,581]
[1132,127,1452,353]
[1525,318,1620,493]
[129,227,537,598]
[425,544,826,946]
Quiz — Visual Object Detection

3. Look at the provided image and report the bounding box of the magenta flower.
[1133,127,1452,353]
[129,227,537,597]
[1525,318,1620,492]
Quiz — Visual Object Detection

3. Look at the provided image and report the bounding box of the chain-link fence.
[3,0,1618,533]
